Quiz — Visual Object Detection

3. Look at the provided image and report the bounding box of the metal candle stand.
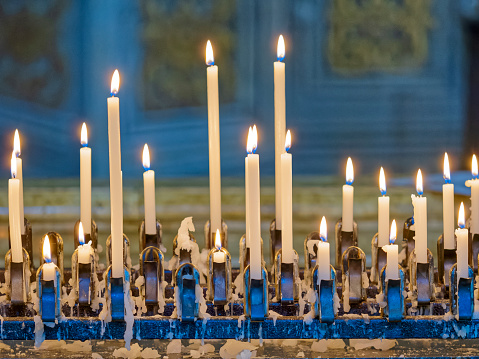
[437,233,456,289]
[401,217,415,267]
[40,232,64,284]
[105,266,130,321]
[312,264,336,323]
[207,247,232,305]
[370,233,387,284]
[204,219,228,249]
[334,218,358,268]
[5,248,31,305]
[71,246,96,306]
[342,246,367,304]
[36,263,61,322]
[106,234,131,270]
[269,219,282,266]
[73,219,99,249]
[244,266,268,321]
[408,249,435,305]
[173,233,196,265]
[379,265,405,321]
[449,265,474,320]
[139,219,162,251]
[304,232,320,284]
[139,246,164,314]
[274,249,300,304]
[175,263,200,321]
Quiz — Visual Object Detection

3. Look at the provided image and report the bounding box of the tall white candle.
[213,229,226,263]
[245,128,251,248]
[456,202,469,280]
[281,130,294,263]
[411,169,428,263]
[466,154,479,234]
[443,153,455,249]
[206,40,222,236]
[108,70,123,278]
[342,157,354,232]
[247,126,262,279]
[274,35,286,229]
[378,167,389,247]
[77,222,92,264]
[80,123,92,235]
[317,216,331,283]
[142,144,156,235]
[42,237,56,282]
[13,130,24,235]
[384,219,399,280]
[8,153,22,263]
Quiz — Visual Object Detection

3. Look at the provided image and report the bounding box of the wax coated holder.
[173,233,196,265]
[5,248,31,305]
[73,219,99,249]
[334,218,358,268]
[139,246,165,313]
[269,219,282,265]
[274,249,300,304]
[71,246,96,306]
[207,246,232,305]
[106,234,131,270]
[139,219,162,252]
[370,233,387,284]
[244,265,269,321]
[468,231,478,270]
[304,231,320,284]
[437,233,456,288]
[40,232,64,284]
[204,219,228,249]
[379,265,405,321]
[401,217,414,267]
[342,246,367,304]
[408,248,435,305]
[105,266,130,322]
[449,264,474,320]
[36,263,61,322]
[175,262,200,321]
[312,264,336,323]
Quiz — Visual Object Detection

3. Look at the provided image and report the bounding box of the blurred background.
[0,0,475,267]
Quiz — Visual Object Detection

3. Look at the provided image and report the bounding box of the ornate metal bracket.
[244,265,268,321]
[408,248,435,305]
[274,249,300,304]
[370,233,387,284]
[140,246,165,311]
[36,264,61,322]
[437,233,456,288]
[380,265,405,321]
[73,219,98,250]
[105,266,130,321]
[139,219,162,252]
[269,219,282,266]
[450,264,474,320]
[312,264,336,323]
[335,218,358,268]
[5,248,31,305]
[175,263,200,321]
[204,219,228,250]
[342,246,367,304]
[106,234,131,271]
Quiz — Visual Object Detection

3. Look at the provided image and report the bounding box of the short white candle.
[378,167,390,247]
[42,236,56,282]
[8,153,22,263]
[142,144,156,235]
[13,130,24,235]
[443,153,455,249]
[342,157,354,232]
[213,229,226,263]
[466,154,479,234]
[317,216,331,284]
[281,130,294,264]
[456,202,469,280]
[77,222,92,264]
[274,35,286,229]
[206,41,222,236]
[384,219,399,280]
[80,123,92,235]
[411,169,428,263]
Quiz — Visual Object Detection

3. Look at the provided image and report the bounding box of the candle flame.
[111,69,120,95]
[13,129,20,157]
[215,229,222,250]
[81,123,88,147]
[346,157,354,185]
[390,219,397,244]
[473,154,478,179]
[277,35,285,62]
[320,216,327,242]
[205,40,214,66]
[79,222,85,246]
[43,235,51,263]
[379,167,386,195]
[416,169,423,195]
[142,144,150,171]
[247,125,258,154]
[458,201,465,229]
[444,152,451,183]
[284,130,291,152]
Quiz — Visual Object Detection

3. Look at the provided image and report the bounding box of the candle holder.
[274,249,300,304]
[204,219,228,249]
[238,235,264,294]
[449,264,474,320]
[437,233,456,288]
[401,217,415,267]
[40,232,64,284]
[105,265,130,321]
[334,218,358,268]
[207,246,232,305]
[370,233,387,284]
[139,219,162,252]
[5,248,31,305]
[173,233,196,265]
[244,265,268,321]
[379,265,405,321]
[341,246,367,304]
[106,234,131,270]
[312,264,336,323]
[73,219,98,249]
[174,262,200,321]
[71,244,96,306]
[269,219,282,266]
[139,246,165,314]
[467,231,478,271]
[36,263,61,322]
[9,217,34,278]
[408,248,435,306]
[304,231,320,285]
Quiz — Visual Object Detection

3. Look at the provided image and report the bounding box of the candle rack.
[335,218,358,268]
[139,246,165,314]
[73,219,98,249]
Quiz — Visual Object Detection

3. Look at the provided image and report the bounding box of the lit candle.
[466,154,479,234]
[108,69,123,278]
[443,153,455,249]
[42,236,56,282]
[342,157,354,232]
[317,216,330,283]
[213,229,226,263]
[274,35,286,229]
[384,219,399,280]
[13,130,24,235]
[378,167,389,247]
[80,123,91,235]
[206,40,222,237]
[411,169,427,263]
[8,153,22,263]
[281,130,294,263]
[142,144,156,235]
[456,202,469,280]
[245,128,251,248]
[77,222,92,264]
[246,126,262,279]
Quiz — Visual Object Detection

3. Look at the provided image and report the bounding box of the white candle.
[108,70,123,278]
[317,216,331,283]
[466,154,479,234]
[384,219,399,280]
[443,153,455,249]
[342,157,354,232]
[213,229,226,263]
[378,167,389,247]
[78,222,92,264]
[274,35,286,229]
[247,126,262,279]
[206,41,222,236]
[456,202,469,280]
[142,144,156,235]
[245,130,250,248]
[42,237,56,281]
[13,130,24,235]
[80,123,92,235]
[8,153,22,263]
[281,130,294,264]
[411,169,428,263]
